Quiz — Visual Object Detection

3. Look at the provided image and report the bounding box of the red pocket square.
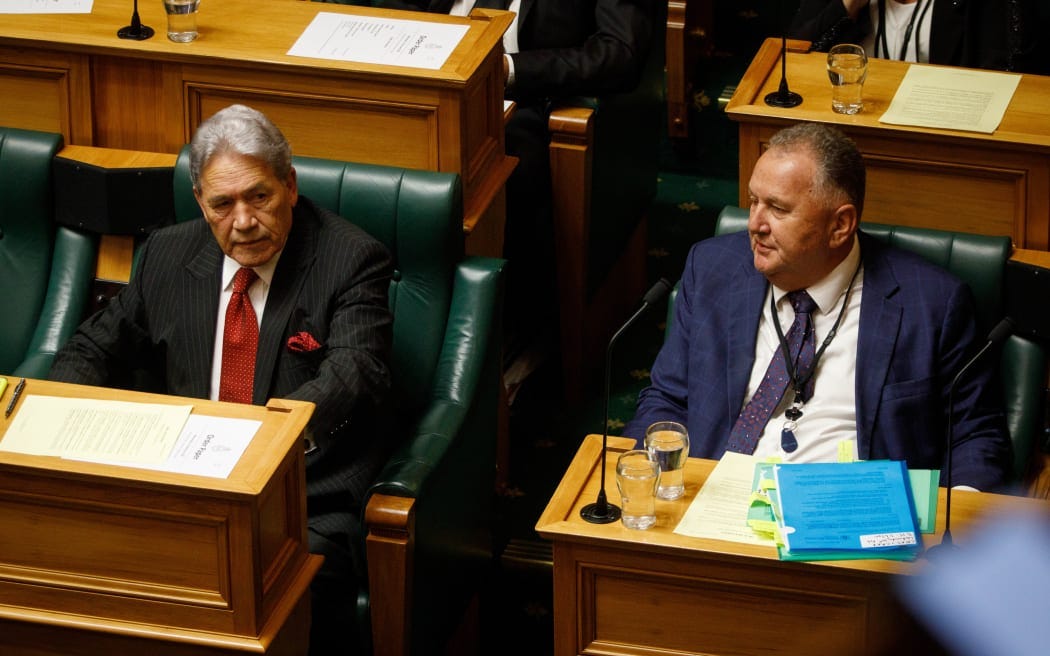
[287,331,323,353]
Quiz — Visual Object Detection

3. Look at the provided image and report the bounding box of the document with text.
[0,395,191,463]
[0,0,92,13]
[674,451,776,547]
[880,65,1021,134]
[288,12,468,70]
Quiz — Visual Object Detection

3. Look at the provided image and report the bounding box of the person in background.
[789,0,1045,74]
[50,104,393,654]
[624,122,1011,491]
[359,0,657,376]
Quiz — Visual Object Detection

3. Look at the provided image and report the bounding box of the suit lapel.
[725,260,768,421]
[253,204,317,404]
[183,236,224,400]
[855,234,902,460]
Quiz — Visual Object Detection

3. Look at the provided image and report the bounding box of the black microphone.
[580,277,673,524]
[118,0,155,41]
[927,316,1014,557]
[764,1,803,108]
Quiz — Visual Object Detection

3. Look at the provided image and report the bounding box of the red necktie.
[219,267,259,404]
[726,291,818,454]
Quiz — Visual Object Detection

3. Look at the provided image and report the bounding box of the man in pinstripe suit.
[50,104,393,653]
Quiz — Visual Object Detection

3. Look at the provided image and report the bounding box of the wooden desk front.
[727,38,1050,249]
[0,379,320,655]
[537,435,1049,656]
[0,0,515,249]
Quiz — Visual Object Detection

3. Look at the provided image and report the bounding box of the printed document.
[289,12,468,70]
[0,0,93,13]
[880,65,1021,134]
[0,396,260,478]
[674,451,776,547]
[1,395,190,463]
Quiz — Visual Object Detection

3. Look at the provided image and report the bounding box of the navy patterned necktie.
[726,291,818,454]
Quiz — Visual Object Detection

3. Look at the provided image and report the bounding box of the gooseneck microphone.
[581,277,673,524]
[118,0,155,41]
[764,0,803,108]
[928,316,1014,557]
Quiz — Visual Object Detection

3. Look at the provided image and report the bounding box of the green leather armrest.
[367,255,505,499]
[15,226,96,378]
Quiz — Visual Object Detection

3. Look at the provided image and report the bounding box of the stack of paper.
[749,460,924,562]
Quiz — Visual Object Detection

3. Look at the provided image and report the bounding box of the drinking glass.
[164,0,200,43]
[615,450,659,530]
[827,44,868,114]
[645,421,689,500]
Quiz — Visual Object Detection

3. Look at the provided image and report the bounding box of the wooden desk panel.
[538,435,1049,656]
[0,1,514,247]
[0,379,320,655]
[727,38,1050,249]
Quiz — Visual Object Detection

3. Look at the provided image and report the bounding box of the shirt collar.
[221,251,281,291]
[771,236,862,315]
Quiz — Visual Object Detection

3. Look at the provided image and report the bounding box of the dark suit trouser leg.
[307,526,363,655]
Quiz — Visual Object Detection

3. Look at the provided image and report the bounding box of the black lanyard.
[875,0,933,61]
[769,259,862,414]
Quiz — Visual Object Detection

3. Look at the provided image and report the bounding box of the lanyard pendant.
[781,395,804,453]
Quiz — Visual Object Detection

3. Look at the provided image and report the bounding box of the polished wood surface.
[0,378,320,655]
[0,1,515,248]
[537,435,1050,656]
[727,38,1050,249]
[666,0,713,139]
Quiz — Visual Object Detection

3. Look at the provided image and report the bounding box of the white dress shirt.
[748,238,864,462]
[209,254,279,400]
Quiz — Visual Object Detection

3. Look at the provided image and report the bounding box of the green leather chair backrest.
[663,206,1046,484]
[172,147,464,420]
[0,127,95,378]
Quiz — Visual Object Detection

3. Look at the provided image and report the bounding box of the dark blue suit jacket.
[625,231,1012,491]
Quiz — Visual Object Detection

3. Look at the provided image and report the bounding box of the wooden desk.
[726,38,1050,249]
[537,435,1050,656]
[0,379,320,655]
[0,0,515,254]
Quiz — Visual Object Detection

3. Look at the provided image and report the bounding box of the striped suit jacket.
[51,197,394,537]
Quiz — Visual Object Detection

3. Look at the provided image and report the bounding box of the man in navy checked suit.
[51,105,392,653]
[625,122,1011,491]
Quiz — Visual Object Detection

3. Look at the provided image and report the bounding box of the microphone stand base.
[924,542,959,561]
[117,24,155,40]
[764,90,803,108]
[580,501,621,524]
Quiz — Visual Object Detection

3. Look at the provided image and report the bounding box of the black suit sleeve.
[509,0,657,101]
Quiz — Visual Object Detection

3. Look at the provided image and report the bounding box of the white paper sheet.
[0,0,93,14]
[879,65,1021,134]
[1,395,190,463]
[673,451,776,547]
[288,12,468,70]
[104,414,261,479]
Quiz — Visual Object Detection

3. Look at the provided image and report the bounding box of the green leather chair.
[172,149,505,654]
[549,4,666,402]
[0,127,95,379]
[664,206,1046,486]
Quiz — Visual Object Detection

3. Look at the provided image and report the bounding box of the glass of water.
[827,43,868,114]
[645,421,689,500]
[615,450,659,530]
[164,0,201,43]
